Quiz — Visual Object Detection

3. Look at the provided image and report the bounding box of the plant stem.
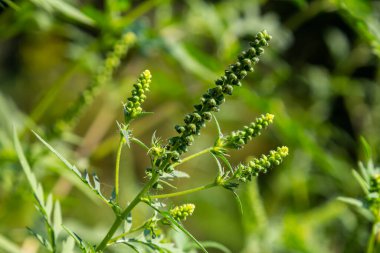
[173,147,214,168]
[367,222,379,253]
[96,172,160,251]
[115,138,125,203]
[150,182,217,199]
[108,224,146,245]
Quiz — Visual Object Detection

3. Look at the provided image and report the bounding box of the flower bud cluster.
[224,146,288,189]
[55,32,136,134]
[218,113,274,150]
[124,70,151,124]
[366,173,380,214]
[169,203,195,221]
[166,31,272,157]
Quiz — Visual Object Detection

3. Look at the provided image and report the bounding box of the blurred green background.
[1,0,380,252]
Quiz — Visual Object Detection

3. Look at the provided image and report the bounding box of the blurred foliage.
[0,0,380,252]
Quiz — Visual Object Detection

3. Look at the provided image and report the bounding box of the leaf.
[360,136,372,162]
[33,131,82,177]
[34,131,118,209]
[198,241,231,253]
[62,225,95,253]
[212,114,223,138]
[217,154,234,174]
[53,201,62,238]
[13,128,38,192]
[30,0,95,26]
[60,237,75,253]
[146,203,208,253]
[0,235,23,253]
[231,191,243,215]
[210,153,224,175]
[337,196,363,207]
[27,228,52,251]
[352,169,369,194]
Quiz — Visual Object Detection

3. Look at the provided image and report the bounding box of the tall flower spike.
[124,70,152,124]
[224,146,289,190]
[217,113,274,150]
[169,203,195,221]
[54,32,137,134]
[166,30,272,160]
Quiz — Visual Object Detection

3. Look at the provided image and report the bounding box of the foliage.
[1,0,380,252]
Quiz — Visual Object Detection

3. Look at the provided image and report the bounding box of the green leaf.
[360,136,372,162]
[231,190,243,215]
[210,153,224,175]
[352,169,369,194]
[199,241,231,253]
[146,202,208,253]
[27,228,52,250]
[0,235,23,253]
[212,114,223,138]
[62,225,95,253]
[30,0,95,26]
[53,201,62,239]
[60,237,75,253]
[337,196,363,207]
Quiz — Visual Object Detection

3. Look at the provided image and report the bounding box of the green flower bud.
[169,204,195,221]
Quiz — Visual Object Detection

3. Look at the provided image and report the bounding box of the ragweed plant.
[15,30,288,252]
[339,139,380,253]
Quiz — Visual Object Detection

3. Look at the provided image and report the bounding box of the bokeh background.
[1,0,380,252]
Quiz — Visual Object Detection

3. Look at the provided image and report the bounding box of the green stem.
[114,0,171,28]
[173,147,214,168]
[108,224,146,245]
[115,138,125,203]
[367,222,379,253]
[96,172,160,251]
[150,182,217,199]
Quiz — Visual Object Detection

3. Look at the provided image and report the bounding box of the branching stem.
[173,147,215,168]
[150,182,217,199]
[96,172,160,251]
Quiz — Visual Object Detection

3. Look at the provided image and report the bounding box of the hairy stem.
[150,182,217,199]
[96,172,160,251]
